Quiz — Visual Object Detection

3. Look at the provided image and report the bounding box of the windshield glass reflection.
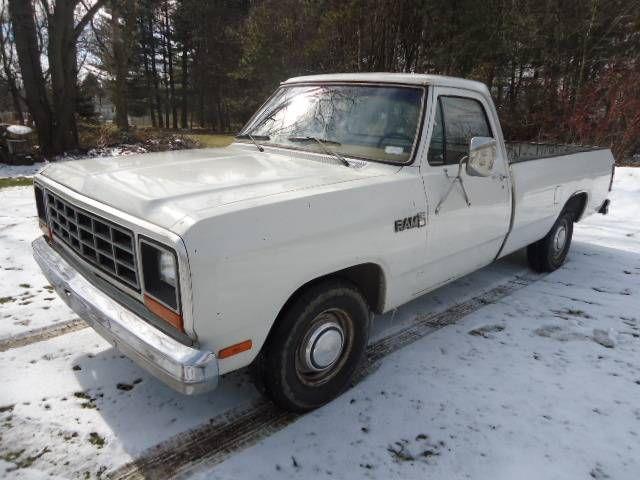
[239,85,424,164]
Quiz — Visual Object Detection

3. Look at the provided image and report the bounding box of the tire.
[527,211,574,272]
[259,279,370,412]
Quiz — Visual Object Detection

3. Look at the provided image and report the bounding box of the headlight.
[140,239,180,313]
[159,250,177,287]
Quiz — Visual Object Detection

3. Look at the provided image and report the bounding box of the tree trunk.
[180,42,188,129]
[111,0,129,131]
[164,1,177,129]
[141,22,157,128]
[147,8,163,128]
[6,75,25,125]
[0,22,24,124]
[8,0,54,154]
[48,0,80,152]
[160,14,169,128]
[11,0,105,156]
[162,56,169,128]
[0,49,24,125]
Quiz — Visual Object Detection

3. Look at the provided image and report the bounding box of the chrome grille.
[45,190,139,290]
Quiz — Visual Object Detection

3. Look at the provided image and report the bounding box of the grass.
[88,432,106,448]
[0,177,32,189]
[185,133,235,148]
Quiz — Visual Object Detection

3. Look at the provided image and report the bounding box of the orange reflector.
[218,340,252,359]
[144,294,184,332]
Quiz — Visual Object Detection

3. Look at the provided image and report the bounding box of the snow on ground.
[0,168,638,479]
[0,186,76,340]
[192,169,640,480]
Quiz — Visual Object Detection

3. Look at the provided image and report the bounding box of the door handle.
[491,173,508,182]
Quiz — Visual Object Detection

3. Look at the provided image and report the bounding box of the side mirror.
[466,137,496,177]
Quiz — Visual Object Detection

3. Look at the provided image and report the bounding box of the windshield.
[239,84,425,164]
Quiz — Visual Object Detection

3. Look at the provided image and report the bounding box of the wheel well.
[279,263,386,318]
[334,263,386,313]
[562,192,588,222]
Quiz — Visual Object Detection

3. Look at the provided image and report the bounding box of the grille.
[45,190,139,290]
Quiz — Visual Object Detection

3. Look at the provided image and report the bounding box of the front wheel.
[527,211,574,272]
[259,280,370,412]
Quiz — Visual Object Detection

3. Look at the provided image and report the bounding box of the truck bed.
[506,142,607,164]
[499,144,614,259]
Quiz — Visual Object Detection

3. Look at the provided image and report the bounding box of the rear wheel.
[527,211,574,272]
[259,280,370,412]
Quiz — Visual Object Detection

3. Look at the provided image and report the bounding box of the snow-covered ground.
[0,168,638,479]
[0,186,77,340]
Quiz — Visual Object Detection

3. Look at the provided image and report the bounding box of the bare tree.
[0,3,24,124]
[163,0,177,129]
[8,0,53,152]
[108,0,136,131]
[9,0,106,156]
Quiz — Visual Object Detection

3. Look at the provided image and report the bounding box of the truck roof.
[283,73,489,94]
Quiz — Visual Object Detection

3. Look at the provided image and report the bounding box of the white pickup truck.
[32,73,614,412]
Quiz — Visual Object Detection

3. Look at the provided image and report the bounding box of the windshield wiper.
[287,136,349,167]
[235,133,270,152]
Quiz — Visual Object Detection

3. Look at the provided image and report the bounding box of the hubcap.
[295,308,352,386]
[554,224,567,253]
[304,321,344,371]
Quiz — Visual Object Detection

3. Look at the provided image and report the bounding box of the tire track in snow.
[0,318,87,352]
[109,272,543,480]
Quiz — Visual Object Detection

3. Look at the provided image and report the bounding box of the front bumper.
[32,237,219,394]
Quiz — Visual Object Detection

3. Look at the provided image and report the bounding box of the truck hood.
[42,144,396,231]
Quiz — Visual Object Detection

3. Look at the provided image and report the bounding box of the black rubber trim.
[508,146,609,164]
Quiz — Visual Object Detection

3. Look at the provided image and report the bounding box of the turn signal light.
[144,294,184,332]
[219,340,252,359]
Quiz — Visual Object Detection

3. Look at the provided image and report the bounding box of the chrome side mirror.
[467,137,496,177]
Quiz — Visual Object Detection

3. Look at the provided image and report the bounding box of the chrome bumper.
[32,237,219,394]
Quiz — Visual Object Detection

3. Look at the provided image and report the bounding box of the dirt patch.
[88,432,106,449]
[534,325,588,342]
[2,447,50,471]
[0,318,86,352]
[552,308,592,320]
[387,435,444,464]
[74,125,201,158]
[468,324,505,338]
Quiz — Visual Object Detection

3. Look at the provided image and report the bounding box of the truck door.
[417,87,511,291]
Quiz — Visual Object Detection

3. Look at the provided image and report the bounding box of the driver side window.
[427,96,493,166]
